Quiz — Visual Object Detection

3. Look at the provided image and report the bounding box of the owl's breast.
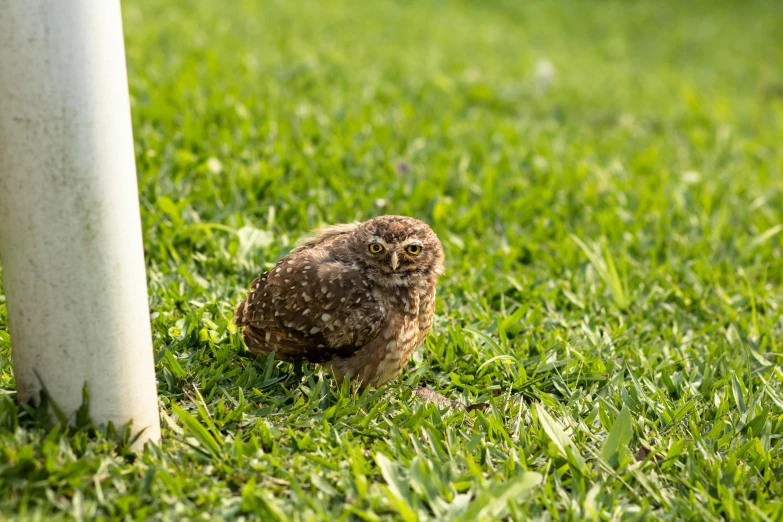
[365,284,436,386]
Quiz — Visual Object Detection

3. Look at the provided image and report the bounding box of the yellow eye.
[406,245,422,256]
[369,243,384,254]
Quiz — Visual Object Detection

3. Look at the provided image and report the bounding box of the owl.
[233,215,445,387]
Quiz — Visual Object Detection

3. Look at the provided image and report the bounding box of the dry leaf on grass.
[414,387,489,412]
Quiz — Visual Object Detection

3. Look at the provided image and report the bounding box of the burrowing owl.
[234,215,445,387]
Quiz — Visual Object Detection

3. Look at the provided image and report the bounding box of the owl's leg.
[322,359,349,384]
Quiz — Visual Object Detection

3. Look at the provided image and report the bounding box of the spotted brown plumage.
[234,215,445,387]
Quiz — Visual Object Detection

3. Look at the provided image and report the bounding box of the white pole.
[0,1,161,448]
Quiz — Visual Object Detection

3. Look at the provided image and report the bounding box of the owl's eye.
[406,245,422,256]
[369,243,384,254]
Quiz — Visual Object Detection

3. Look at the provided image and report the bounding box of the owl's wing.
[235,250,385,363]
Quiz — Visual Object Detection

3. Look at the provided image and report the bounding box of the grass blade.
[600,405,633,468]
[172,403,221,458]
[535,403,585,468]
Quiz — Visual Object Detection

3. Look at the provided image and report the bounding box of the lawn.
[2,0,783,519]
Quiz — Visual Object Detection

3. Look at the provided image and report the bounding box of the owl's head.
[350,215,445,287]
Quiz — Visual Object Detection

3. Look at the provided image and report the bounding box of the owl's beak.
[390,252,399,271]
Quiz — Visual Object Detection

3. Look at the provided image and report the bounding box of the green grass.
[2,0,783,519]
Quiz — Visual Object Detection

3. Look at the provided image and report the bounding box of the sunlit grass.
[1,0,783,519]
